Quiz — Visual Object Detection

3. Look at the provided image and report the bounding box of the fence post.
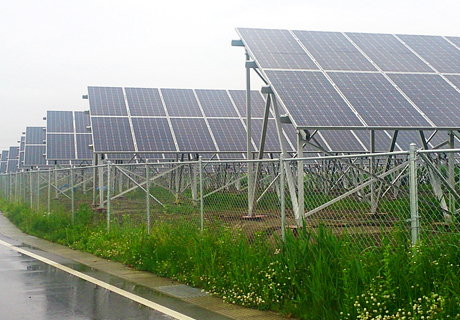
[146,161,151,234]
[107,162,111,231]
[199,156,204,231]
[409,143,420,245]
[71,166,75,224]
[280,154,286,241]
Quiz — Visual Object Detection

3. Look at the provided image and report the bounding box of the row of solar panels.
[0,85,455,173]
[236,28,460,130]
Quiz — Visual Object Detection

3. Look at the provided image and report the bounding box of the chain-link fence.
[1,146,459,245]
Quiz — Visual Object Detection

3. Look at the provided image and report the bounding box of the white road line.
[0,239,196,320]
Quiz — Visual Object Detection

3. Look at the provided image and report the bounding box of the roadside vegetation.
[1,198,459,320]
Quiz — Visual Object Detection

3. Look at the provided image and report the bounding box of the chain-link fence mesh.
[1,149,459,244]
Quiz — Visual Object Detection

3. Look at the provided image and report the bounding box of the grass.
[1,195,460,320]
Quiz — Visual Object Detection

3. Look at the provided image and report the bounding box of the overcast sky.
[1,0,460,150]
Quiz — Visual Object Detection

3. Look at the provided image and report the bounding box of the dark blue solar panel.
[265,70,364,128]
[88,86,128,116]
[74,111,90,133]
[0,151,7,173]
[328,72,430,127]
[47,134,75,160]
[24,145,46,166]
[161,89,202,117]
[319,130,366,152]
[125,87,166,117]
[25,127,46,144]
[132,118,176,152]
[47,111,74,133]
[8,146,19,158]
[293,30,376,71]
[195,89,239,117]
[397,34,460,73]
[237,28,318,70]
[76,134,93,160]
[170,118,216,152]
[346,32,433,73]
[388,73,460,127]
[228,90,267,118]
[91,117,135,152]
[207,119,247,152]
[392,130,424,150]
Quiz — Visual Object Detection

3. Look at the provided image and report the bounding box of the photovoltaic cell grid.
[88,87,295,155]
[0,150,8,173]
[236,28,460,130]
[24,127,47,167]
[46,111,93,161]
[7,146,19,173]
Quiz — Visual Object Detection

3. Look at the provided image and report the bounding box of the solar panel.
[7,147,19,173]
[170,118,216,152]
[353,130,395,152]
[74,111,91,133]
[25,127,45,144]
[446,36,460,49]
[346,32,434,73]
[0,150,8,173]
[47,111,73,133]
[293,30,376,71]
[237,28,318,70]
[46,111,93,162]
[318,130,366,152]
[228,90,268,118]
[24,145,47,167]
[76,134,93,160]
[47,134,75,159]
[161,88,202,117]
[397,34,460,73]
[125,87,166,117]
[91,117,135,152]
[251,119,294,152]
[388,73,460,128]
[195,89,239,117]
[88,86,127,116]
[207,119,247,152]
[264,70,364,128]
[328,72,431,127]
[132,118,176,152]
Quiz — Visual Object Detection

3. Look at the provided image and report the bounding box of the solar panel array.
[23,127,47,167]
[87,86,295,156]
[46,111,93,163]
[236,28,460,130]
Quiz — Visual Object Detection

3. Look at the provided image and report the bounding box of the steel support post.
[98,154,104,208]
[409,143,420,245]
[92,153,97,206]
[47,170,51,213]
[245,52,255,216]
[297,132,304,218]
[199,156,204,231]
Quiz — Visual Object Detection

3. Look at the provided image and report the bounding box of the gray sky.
[1,0,460,150]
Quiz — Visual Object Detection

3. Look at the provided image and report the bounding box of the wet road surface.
[0,235,232,320]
